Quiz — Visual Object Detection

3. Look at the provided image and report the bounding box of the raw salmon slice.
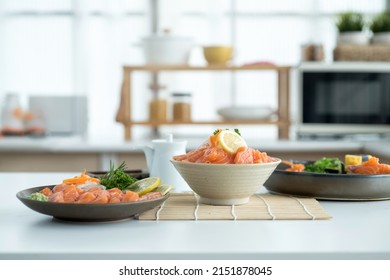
[93,191,109,204]
[108,188,124,203]
[234,147,254,164]
[203,147,234,163]
[49,191,65,203]
[252,149,274,163]
[62,184,80,202]
[40,187,53,197]
[173,129,276,165]
[187,146,208,162]
[138,192,162,201]
[76,192,96,204]
[52,184,68,193]
[347,157,390,174]
[121,191,139,202]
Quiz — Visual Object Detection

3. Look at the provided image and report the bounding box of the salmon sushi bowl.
[171,129,281,205]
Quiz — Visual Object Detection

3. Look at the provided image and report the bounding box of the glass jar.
[171,92,192,122]
[149,98,167,123]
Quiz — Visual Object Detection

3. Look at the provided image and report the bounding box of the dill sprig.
[100,161,138,190]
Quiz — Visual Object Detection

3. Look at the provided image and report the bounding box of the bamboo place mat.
[138,193,332,221]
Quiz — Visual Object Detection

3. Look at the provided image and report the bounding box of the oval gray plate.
[17,185,169,222]
[264,161,390,201]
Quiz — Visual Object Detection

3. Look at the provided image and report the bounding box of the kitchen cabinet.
[1,138,389,171]
[116,64,291,140]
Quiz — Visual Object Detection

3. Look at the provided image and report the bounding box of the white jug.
[142,134,190,192]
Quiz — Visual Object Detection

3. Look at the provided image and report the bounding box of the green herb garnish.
[213,128,241,136]
[305,157,344,174]
[28,192,48,201]
[100,161,138,190]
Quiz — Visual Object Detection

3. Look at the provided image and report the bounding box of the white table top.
[1,172,390,260]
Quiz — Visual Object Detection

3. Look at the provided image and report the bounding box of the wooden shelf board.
[123,64,291,72]
[119,120,286,126]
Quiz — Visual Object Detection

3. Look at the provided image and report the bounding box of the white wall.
[0,0,386,141]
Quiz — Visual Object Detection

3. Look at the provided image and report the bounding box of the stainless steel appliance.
[297,62,390,138]
[28,95,88,135]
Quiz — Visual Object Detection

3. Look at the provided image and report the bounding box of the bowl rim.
[273,168,390,179]
[170,157,281,167]
[274,159,390,178]
[203,45,233,49]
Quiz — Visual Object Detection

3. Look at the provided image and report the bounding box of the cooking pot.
[136,32,193,65]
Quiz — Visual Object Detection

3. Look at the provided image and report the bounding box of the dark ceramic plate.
[264,160,390,201]
[17,185,168,222]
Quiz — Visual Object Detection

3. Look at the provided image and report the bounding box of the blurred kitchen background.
[1,0,390,171]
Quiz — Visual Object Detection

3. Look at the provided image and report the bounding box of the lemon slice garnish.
[129,177,161,196]
[154,184,174,195]
[218,130,247,154]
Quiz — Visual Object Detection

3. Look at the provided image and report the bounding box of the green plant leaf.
[370,11,390,33]
[336,12,365,32]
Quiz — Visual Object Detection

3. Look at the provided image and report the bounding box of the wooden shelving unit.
[116,64,291,140]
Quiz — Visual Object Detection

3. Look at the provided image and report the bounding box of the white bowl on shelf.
[217,106,276,120]
[135,32,193,65]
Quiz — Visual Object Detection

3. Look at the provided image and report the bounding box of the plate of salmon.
[264,156,390,201]
[17,185,169,222]
[16,164,171,222]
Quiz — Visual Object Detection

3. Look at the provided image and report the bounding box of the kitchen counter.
[0,136,389,171]
[1,135,388,153]
[1,172,390,260]
[0,135,370,152]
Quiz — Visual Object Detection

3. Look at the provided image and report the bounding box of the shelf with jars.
[116,64,291,140]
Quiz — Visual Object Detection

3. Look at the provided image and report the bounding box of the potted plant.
[336,12,369,45]
[370,11,390,44]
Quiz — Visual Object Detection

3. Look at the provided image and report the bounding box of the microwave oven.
[297,62,390,138]
[28,95,88,135]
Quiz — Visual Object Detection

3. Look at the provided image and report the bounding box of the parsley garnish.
[100,161,138,190]
[213,128,241,136]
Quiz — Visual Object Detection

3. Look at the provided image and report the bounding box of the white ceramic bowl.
[170,158,281,205]
[217,106,275,120]
[137,34,193,65]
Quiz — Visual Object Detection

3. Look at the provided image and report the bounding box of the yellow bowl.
[203,46,233,64]
[170,158,281,205]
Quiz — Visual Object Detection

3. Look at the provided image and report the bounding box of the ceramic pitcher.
[142,134,190,192]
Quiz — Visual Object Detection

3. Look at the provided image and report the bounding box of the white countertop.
[1,135,389,161]
[1,172,390,260]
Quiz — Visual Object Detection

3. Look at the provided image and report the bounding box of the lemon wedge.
[129,177,161,196]
[154,184,174,195]
[218,129,247,154]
